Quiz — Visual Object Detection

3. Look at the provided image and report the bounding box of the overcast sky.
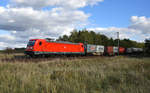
[0,0,150,49]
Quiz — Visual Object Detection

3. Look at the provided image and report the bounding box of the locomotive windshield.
[27,40,36,46]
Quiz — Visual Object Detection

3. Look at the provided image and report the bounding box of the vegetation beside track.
[0,54,150,93]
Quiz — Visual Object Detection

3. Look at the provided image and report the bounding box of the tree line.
[57,29,144,48]
[0,47,25,54]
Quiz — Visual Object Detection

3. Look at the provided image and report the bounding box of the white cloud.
[88,27,135,39]
[11,0,103,9]
[0,42,8,49]
[0,34,16,41]
[0,41,26,50]
[0,0,102,49]
[0,0,150,49]
[0,6,89,32]
[88,16,150,42]
[129,16,150,34]
[0,34,23,50]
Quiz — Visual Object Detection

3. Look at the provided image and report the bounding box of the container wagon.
[126,48,132,54]
[86,44,104,55]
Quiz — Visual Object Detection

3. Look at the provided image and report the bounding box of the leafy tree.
[57,29,144,48]
[58,35,69,41]
[108,38,114,46]
[100,35,109,46]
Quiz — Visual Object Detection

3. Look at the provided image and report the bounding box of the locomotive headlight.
[30,47,33,49]
[27,47,33,50]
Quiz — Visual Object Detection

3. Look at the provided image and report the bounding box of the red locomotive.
[25,39,85,56]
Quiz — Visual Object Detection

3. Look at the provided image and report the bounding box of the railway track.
[0,53,144,63]
[0,55,103,63]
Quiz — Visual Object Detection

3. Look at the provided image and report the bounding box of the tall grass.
[0,55,150,93]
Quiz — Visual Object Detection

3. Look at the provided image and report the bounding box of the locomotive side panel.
[25,39,85,55]
[42,42,85,55]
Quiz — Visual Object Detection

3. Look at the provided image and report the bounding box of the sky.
[0,0,150,49]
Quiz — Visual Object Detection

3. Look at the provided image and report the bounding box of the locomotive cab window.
[27,40,36,46]
[39,42,42,46]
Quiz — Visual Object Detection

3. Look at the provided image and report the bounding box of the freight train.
[25,38,143,56]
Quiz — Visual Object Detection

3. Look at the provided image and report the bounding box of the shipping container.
[138,48,143,52]
[96,45,104,55]
[132,48,139,52]
[126,48,132,54]
[119,47,125,54]
[106,46,114,56]
[132,48,143,53]
[87,44,97,53]
[113,47,118,54]
[96,45,104,52]
[86,44,104,55]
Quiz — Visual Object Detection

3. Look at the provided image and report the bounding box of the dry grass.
[0,54,150,93]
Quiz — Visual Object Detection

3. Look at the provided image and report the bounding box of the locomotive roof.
[46,40,82,45]
[29,38,83,45]
[29,39,39,41]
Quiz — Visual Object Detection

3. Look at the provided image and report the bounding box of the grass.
[0,54,150,93]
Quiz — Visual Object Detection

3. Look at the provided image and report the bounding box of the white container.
[113,47,118,53]
[96,45,104,53]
